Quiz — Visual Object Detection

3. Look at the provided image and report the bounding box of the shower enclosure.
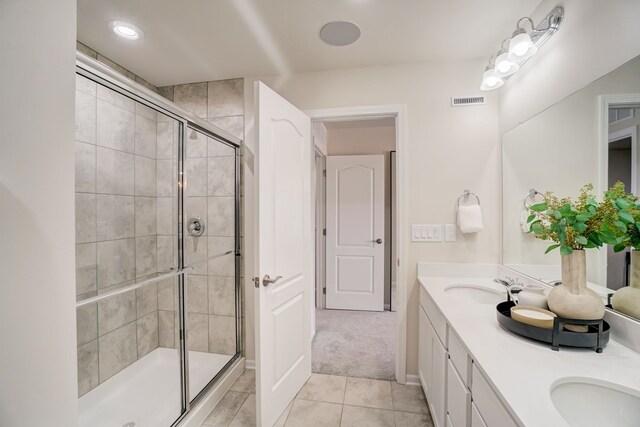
[74,55,242,426]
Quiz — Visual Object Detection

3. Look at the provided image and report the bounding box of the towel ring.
[458,189,480,206]
[523,189,545,208]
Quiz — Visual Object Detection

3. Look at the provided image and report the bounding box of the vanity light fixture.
[110,21,144,40]
[480,6,563,91]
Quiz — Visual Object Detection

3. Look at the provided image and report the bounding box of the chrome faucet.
[494,277,524,302]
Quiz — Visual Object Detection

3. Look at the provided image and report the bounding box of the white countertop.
[417,265,640,427]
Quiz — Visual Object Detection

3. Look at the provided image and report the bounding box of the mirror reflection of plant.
[526,183,624,256]
[604,181,640,251]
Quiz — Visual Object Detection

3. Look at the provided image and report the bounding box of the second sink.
[444,284,505,304]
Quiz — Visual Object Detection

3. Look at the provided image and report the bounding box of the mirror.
[502,55,640,321]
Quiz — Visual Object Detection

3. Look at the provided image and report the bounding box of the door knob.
[262,274,283,287]
[372,238,383,244]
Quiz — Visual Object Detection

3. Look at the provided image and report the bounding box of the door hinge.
[323,169,326,177]
[323,228,326,236]
[397,258,400,267]
[323,287,326,294]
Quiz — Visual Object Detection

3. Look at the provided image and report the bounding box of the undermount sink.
[444,284,505,304]
[550,378,640,427]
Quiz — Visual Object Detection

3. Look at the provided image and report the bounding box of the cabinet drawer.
[471,365,518,427]
[447,360,470,427]
[420,285,447,348]
[471,403,488,427]
[448,329,471,388]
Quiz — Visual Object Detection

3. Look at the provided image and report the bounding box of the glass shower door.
[75,73,185,426]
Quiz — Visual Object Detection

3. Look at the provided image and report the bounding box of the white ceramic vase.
[547,249,605,332]
[518,284,548,309]
[611,249,640,320]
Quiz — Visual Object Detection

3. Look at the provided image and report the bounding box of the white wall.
[500,0,640,133]
[0,0,78,425]
[243,60,501,375]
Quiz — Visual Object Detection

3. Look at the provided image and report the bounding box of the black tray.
[496,301,610,353]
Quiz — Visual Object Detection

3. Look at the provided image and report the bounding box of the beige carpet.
[312,308,397,381]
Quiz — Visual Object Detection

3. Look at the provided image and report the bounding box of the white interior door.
[254,81,312,427]
[326,155,385,311]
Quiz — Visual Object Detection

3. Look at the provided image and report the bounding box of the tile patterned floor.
[200,370,434,427]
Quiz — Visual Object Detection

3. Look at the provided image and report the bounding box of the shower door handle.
[262,274,283,287]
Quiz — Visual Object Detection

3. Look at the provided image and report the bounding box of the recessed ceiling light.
[320,21,361,46]
[110,21,144,40]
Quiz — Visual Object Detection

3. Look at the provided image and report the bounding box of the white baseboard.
[178,358,245,427]
[245,359,255,370]
[405,374,421,386]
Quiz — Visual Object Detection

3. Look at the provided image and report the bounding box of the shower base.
[79,347,233,427]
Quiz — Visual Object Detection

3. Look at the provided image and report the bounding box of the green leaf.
[560,245,574,256]
[575,236,588,245]
[613,220,628,232]
[614,243,627,252]
[526,214,536,223]
[574,222,588,233]
[553,210,563,220]
[619,210,634,223]
[615,198,631,210]
[529,203,548,212]
[560,204,573,216]
[545,244,561,254]
[575,213,592,222]
[530,223,544,234]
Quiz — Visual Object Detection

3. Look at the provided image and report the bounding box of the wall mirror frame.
[501,54,640,324]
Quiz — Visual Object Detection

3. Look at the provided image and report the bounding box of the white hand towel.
[520,206,532,233]
[458,204,484,234]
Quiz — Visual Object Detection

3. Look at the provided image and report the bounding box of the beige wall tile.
[75,193,96,243]
[187,312,209,352]
[135,236,157,278]
[75,141,96,193]
[96,147,135,195]
[157,278,176,311]
[187,275,208,314]
[96,99,135,153]
[136,282,158,318]
[208,136,236,157]
[157,235,176,273]
[134,155,157,197]
[98,322,137,381]
[137,312,159,358]
[97,238,135,288]
[156,159,175,197]
[75,90,96,144]
[207,79,243,117]
[208,275,235,316]
[185,158,207,196]
[157,86,174,102]
[174,82,207,118]
[76,243,97,295]
[135,196,157,237]
[156,197,174,236]
[207,157,235,197]
[208,197,235,237]
[76,303,97,346]
[156,121,176,160]
[158,310,176,348]
[186,129,207,158]
[97,290,136,336]
[208,315,235,355]
[96,194,134,240]
[185,235,208,275]
[207,116,244,141]
[77,340,99,396]
[134,115,157,158]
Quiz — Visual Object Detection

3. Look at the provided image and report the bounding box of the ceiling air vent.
[451,96,485,107]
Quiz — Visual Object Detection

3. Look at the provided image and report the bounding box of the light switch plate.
[412,224,443,242]
[445,224,456,241]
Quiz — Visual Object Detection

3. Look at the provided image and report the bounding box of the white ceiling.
[77,0,542,87]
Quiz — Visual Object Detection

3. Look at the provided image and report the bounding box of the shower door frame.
[75,53,243,426]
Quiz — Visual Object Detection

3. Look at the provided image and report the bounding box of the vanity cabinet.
[419,286,519,427]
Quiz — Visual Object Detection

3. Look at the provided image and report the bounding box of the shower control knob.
[187,216,206,237]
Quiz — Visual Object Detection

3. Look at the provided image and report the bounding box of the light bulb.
[508,32,537,62]
[110,21,144,40]
[480,68,504,91]
[493,52,520,78]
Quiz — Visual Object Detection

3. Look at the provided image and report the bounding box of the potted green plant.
[527,184,609,329]
[604,182,640,319]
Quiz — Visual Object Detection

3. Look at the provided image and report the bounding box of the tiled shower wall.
[157,79,244,357]
[74,73,179,396]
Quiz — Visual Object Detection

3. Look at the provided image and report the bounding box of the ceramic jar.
[518,284,548,309]
[547,250,605,332]
[612,249,640,320]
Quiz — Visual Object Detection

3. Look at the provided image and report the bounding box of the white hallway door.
[254,82,313,427]
[326,155,385,311]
